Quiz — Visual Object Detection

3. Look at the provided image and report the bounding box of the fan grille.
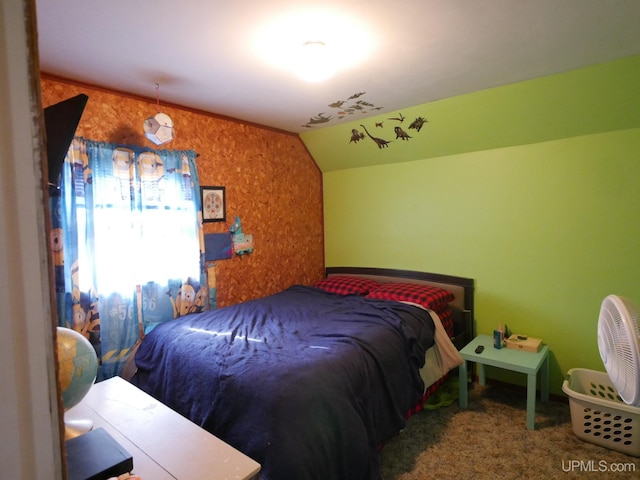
[597,295,640,407]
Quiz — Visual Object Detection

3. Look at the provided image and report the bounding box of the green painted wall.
[323,128,640,395]
[301,55,640,172]
[313,56,640,396]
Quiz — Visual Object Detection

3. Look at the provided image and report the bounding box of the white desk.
[65,376,261,479]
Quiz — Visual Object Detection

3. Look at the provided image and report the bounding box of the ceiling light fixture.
[144,83,174,145]
[252,9,375,83]
[295,40,335,83]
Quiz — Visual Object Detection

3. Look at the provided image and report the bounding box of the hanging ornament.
[144,83,174,145]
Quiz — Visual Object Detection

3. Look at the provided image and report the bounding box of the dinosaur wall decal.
[348,115,428,149]
[360,124,391,149]
[349,128,365,143]
[408,116,428,132]
[303,92,385,128]
[394,126,412,140]
[388,113,405,123]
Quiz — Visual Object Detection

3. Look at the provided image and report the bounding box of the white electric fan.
[597,294,640,407]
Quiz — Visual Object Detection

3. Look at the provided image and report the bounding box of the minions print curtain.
[50,138,207,380]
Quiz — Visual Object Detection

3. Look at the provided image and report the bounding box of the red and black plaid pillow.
[314,276,380,295]
[431,305,454,337]
[365,282,454,310]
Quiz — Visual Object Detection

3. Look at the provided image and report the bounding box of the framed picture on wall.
[201,186,226,223]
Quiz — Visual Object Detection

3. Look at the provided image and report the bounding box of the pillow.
[365,282,454,309]
[313,276,380,295]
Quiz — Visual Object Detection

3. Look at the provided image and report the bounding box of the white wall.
[0,0,63,478]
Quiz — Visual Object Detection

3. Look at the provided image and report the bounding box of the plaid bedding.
[366,282,455,309]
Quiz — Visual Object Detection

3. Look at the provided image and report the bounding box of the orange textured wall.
[40,76,325,307]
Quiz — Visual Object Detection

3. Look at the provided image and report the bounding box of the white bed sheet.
[400,302,463,392]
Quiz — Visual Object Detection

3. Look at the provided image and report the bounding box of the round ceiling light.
[251,8,376,82]
[295,41,334,83]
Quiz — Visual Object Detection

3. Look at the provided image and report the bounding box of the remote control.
[475,345,484,354]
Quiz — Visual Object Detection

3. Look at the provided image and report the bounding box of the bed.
[130,267,475,480]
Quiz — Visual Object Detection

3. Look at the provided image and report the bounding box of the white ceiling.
[35,0,640,134]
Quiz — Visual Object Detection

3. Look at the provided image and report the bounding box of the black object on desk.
[65,427,133,480]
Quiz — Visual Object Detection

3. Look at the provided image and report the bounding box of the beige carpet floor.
[380,379,639,479]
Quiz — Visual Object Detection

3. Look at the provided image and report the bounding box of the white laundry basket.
[562,368,640,457]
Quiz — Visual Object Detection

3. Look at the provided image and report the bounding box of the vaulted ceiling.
[36,0,640,137]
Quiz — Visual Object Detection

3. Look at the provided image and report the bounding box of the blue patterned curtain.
[50,138,207,380]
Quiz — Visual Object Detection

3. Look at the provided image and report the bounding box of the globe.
[57,326,98,411]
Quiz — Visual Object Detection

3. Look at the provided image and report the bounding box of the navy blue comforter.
[132,285,436,480]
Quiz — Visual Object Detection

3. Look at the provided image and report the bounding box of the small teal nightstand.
[458,334,549,430]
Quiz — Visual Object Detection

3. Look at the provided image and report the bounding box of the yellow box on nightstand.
[506,334,542,352]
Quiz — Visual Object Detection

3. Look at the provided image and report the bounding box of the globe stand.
[56,327,99,440]
[64,416,94,440]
